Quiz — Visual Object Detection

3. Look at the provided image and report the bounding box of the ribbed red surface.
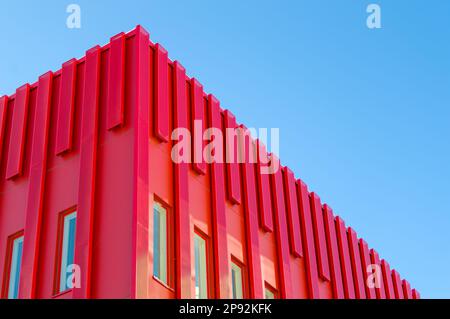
[0,26,418,299]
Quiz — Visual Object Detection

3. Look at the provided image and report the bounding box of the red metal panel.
[208,94,230,298]
[255,140,273,232]
[154,44,169,142]
[55,58,77,155]
[72,46,101,299]
[190,78,206,174]
[296,180,320,299]
[359,239,376,299]
[223,110,241,205]
[241,137,263,298]
[173,61,192,298]
[412,289,420,299]
[106,32,126,130]
[310,193,331,281]
[335,217,355,299]
[282,167,303,258]
[392,270,404,299]
[6,84,30,179]
[381,259,395,299]
[347,227,366,299]
[323,205,344,299]
[130,26,151,299]
[402,279,412,299]
[0,95,8,161]
[18,72,53,298]
[270,161,293,298]
[370,249,386,299]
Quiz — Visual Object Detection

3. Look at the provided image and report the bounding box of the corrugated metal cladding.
[0,26,419,299]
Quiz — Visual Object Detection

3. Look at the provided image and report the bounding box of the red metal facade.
[0,26,419,299]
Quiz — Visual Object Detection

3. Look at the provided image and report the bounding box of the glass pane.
[153,203,167,284]
[67,217,76,268]
[8,236,24,299]
[265,288,275,299]
[231,262,243,299]
[153,205,160,278]
[59,212,77,293]
[194,234,208,299]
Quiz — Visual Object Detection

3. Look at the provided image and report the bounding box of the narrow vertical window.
[231,261,244,299]
[265,288,275,299]
[58,211,77,293]
[264,282,277,299]
[153,202,168,284]
[194,232,208,299]
[6,234,24,299]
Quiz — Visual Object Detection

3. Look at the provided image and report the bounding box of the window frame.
[2,231,24,299]
[152,197,174,289]
[53,207,77,295]
[193,228,212,299]
[264,281,278,299]
[230,256,246,299]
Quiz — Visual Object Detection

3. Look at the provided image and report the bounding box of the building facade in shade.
[0,26,419,299]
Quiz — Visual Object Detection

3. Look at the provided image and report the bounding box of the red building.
[0,26,419,299]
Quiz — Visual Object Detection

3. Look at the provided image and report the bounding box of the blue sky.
[1,0,449,298]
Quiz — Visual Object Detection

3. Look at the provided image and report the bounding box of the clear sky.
[1,0,449,298]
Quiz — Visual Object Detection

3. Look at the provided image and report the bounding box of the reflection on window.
[59,211,77,293]
[7,235,24,299]
[264,282,277,299]
[231,261,244,299]
[153,202,168,284]
[194,233,208,299]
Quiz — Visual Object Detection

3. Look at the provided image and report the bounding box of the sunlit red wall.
[0,26,419,299]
